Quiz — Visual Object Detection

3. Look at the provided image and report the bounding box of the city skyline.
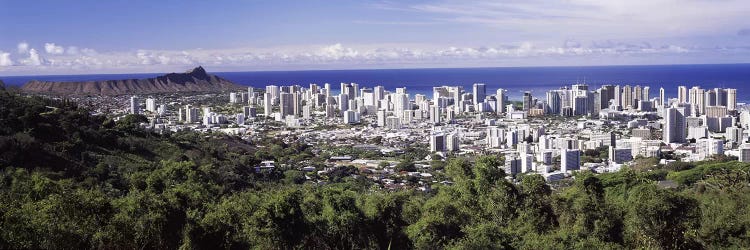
[1,0,750,75]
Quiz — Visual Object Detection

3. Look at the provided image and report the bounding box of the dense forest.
[1,86,749,249]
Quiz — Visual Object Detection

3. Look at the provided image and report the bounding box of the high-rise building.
[622,85,633,109]
[338,93,349,113]
[643,86,650,101]
[377,109,386,127]
[263,92,272,116]
[715,88,728,107]
[678,86,688,103]
[343,110,359,124]
[392,93,409,118]
[430,133,446,152]
[727,88,737,111]
[546,90,562,115]
[561,149,581,172]
[689,87,705,115]
[130,96,140,115]
[613,85,621,109]
[279,92,294,117]
[659,87,666,107]
[598,85,615,110]
[496,88,507,115]
[633,85,643,103]
[472,83,486,105]
[145,97,156,112]
[663,106,687,143]
[523,91,533,111]
[266,85,280,104]
[430,106,441,124]
[446,133,460,152]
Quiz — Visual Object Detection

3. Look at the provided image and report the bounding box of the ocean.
[2,64,749,102]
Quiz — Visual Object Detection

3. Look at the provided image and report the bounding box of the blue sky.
[1,0,750,75]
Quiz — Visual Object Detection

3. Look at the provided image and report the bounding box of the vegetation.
[1,88,750,249]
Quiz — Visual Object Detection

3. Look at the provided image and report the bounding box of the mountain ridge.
[21,66,243,95]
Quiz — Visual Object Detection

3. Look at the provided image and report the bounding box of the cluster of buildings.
[123,81,747,183]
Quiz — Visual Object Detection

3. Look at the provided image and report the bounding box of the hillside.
[20,66,242,95]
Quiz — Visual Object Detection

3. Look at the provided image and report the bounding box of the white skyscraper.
[689,87,705,115]
[678,86,688,103]
[496,88,507,115]
[130,96,140,115]
[145,97,156,112]
[727,88,737,111]
[663,106,687,143]
[659,87,665,107]
[263,92,273,116]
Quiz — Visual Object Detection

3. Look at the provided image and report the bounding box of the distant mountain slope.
[21,66,243,95]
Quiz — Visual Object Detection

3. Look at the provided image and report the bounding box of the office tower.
[633,85,643,103]
[338,94,349,113]
[324,83,331,97]
[505,155,521,177]
[663,106,687,143]
[430,106,441,124]
[302,105,311,119]
[472,83,486,105]
[643,86,650,101]
[446,133,459,152]
[496,88,507,115]
[229,92,239,103]
[343,110,359,124]
[373,86,385,109]
[351,83,359,98]
[325,105,335,118]
[678,86,688,103]
[599,85,615,110]
[293,92,301,116]
[130,96,140,115]
[622,85,633,109]
[392,93,409,118]
[266,85,280,104]
[377,109,386,127]
[523,91,532,111]
[561,149,581,172]
[727,88,737,111]
[236,114,245,125]
[689,87,705,115]
[430,133,446,152]
[613,85,621,109]
[659,87,665,107]
[572,95,588,116]
[486,127,504,148]
[715,88,728,107]
[279,92,294,117]
[546,90,561,115]
[263,92,272,116]
[144,97,156,112]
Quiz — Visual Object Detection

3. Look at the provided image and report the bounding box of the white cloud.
[17,42,29,54]
[0,40,747,75]
[21,48,46,66]
[44,43,65,54]
[0,51,13,66]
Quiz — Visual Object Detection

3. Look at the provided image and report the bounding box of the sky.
[1,0,750,76]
